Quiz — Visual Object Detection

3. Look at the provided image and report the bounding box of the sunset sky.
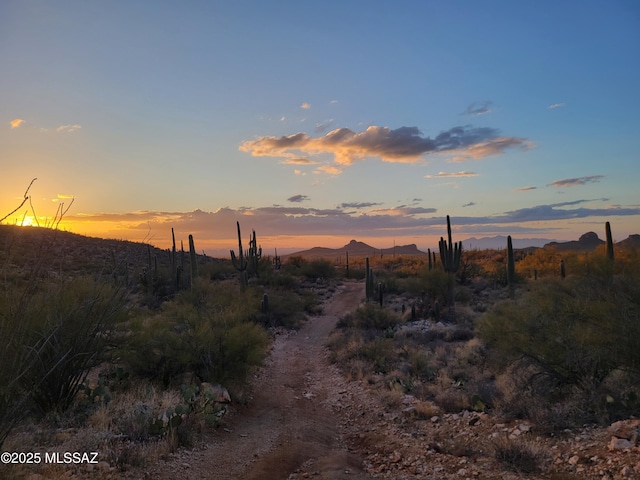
[2,1,639,256]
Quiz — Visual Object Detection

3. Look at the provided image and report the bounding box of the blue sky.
[2,1,639,255]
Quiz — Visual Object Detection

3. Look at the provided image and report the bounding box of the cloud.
[463,101,492,116]
[56,124,81,133]
[300,102,311,109]
[287,194,309,203]
[450,136,535,162]
[548,175,604,188]
[62,197,640,255]
[340,202,382,209]
[315,119,335,133]
[240,125,533,174]
[462,202,476,207]
[514,186,537,191]
[315,165,344,175]
[548,103,566,109]
[10,119,25,129]
[425,171,478,178]
[282,157,318,165]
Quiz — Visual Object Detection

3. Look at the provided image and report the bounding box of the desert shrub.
[478,269,640,425]
[0,277,128,446]
[300,259,337,280]
[337,303,401,330]
[123,281,269,387]
[492,436,549,474]
[256,287,309,329]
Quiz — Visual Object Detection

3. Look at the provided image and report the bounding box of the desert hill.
[543,231,640,252]
[284,239,427,259]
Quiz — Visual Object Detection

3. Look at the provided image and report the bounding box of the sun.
[19,215,36,227]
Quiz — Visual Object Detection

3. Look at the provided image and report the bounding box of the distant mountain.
[461,236,554,251]
[618,234,640,250]
[544,232,604,251]
[284,239,426,259]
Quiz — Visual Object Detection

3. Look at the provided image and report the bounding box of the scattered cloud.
[300,102,311,109]
[282,157,318,165]
[287,194,310,203]
[315,165,344,175]
[514,186,537,191]
[240,125,533,174]
[63,200,640,252]
[10,118,25,129]
[462,202,476,207]
[425,171,478,178]
[463,101,492,116]
[548,175,604,188]
[329,100,339,104]
[450,136,535,162]
[340,202,382,209]
[548,103,566,109]
[56,124,81,133]
[315,119,335,133]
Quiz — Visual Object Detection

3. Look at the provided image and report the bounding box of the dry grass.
[492,435,550,474]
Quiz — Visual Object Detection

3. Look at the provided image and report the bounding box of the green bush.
[0,277,127,447]
[123,281,269,388]
[337,303,401,330]
[478,270,640,424]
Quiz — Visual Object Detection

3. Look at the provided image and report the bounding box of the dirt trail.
[141,280,369,480]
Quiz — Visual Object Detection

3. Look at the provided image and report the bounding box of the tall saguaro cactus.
[247,229,262,277]
[231,221,248,289]
[170,228,178,289]
[438,215,462,311]
[605,221,614,263]
[439,215,462,274]
[506,235,515,293]
[188,234,198,287]
[365,257,374,301]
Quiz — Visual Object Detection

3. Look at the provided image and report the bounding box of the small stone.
[568,455,580,466]
[431,416,440,423]
[609,437,633,451]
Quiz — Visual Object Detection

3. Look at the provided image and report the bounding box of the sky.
[2,1,639,256]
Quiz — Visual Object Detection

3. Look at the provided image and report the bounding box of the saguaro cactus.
[231,221,248,289]
[365,257,374,301]
[439,215,462,274]
[506,235,515,288]
[188,234,198,287]
[247,229,262,276]
[605,221,614,263]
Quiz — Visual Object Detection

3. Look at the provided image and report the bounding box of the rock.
[609,437,633,451]
[568,455,580,465]
[200,383,231,403]
[608,420,640,444]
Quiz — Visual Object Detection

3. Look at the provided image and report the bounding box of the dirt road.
[141,280,369,480]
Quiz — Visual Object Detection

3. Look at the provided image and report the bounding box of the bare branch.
[0,178,37,224]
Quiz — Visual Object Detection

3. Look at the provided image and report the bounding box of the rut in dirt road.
[144,280,370,480]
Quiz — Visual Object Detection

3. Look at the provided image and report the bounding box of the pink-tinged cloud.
[240,125,533,174]
[281,157,318,165]
[548,103,566,109]
[514,186,537,191]
[450,137,535,162]
[300,102,311,109]
[56,124,82,133]
[10,119,24,128]
[548,175,604,188]
[425,171,478,178]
